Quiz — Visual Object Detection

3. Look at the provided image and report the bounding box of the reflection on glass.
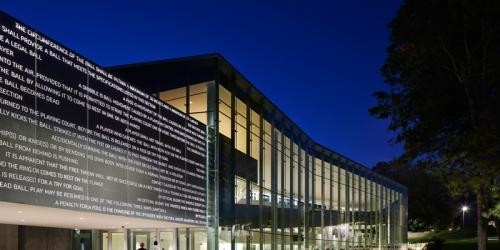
[159,87,186,113]
[189,82,208,124]
[250,183,260,205]
[160,231,174,250]
[178,229,187,250]
[111,232,124,250]
[192,229,208,250]
[235,177,247,204]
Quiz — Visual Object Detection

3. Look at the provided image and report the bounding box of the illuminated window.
[159,86,186,113]
[263,120,272,191]
[188,82,208,124]
[360,176,366,212]
[300,149,306,202]
[308,154,313,205]
[292,143,299,204]
[235,98,247,153]
[325,162,331,209]
[250,109,260,161]
[284,136,291,199]
[218,85,231,138]
[332,164,339,210]
[276,129,282,195]
[314,157,322,206]
[249,109,261,191]
[340,168,346,212]
[352,173,359,211]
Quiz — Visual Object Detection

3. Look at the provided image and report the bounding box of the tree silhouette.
[373,160,454,231]
[370,1,500,249]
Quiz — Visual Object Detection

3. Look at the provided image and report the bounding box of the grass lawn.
[408,229,476,243]
[409,229,499,249]
[443,239,499,250]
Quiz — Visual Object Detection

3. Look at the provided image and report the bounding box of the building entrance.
[131,231,150,250]
[101,229,177,250]
[102,231,125,250]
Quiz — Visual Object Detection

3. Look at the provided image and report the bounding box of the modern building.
[0,10,407,250]
[109,55,408,250]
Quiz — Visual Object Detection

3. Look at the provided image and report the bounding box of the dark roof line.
[108,53,407,192]
[105,53,221,69]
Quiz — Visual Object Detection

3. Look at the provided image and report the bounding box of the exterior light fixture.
[461,205,469,229]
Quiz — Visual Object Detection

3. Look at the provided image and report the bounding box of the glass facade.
[153,72,407,249]
[4,56,406,250]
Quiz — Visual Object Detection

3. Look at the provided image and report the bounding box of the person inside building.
[153,240,160,250]
[138,242,147,250]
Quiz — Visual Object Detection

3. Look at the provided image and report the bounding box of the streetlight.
[461,205,468,230]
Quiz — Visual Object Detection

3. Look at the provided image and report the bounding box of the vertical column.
[360,174,365,249]
[345,170,350,250]
[245,101,251,206]
[377,183,384,249]
[279,131,285,250]
[206,81,219,250]
[320,157,325,250]
[389,189,393,247]
[366,178,370,248]
[386,187,390,247]
[309,154,314,249]
[328,160,333,250]
[186,228,191,250]
[304,149,310,249]
[403,190,408,243]
[173,229,178,250]
[379,184,384,249]
[288,135,294,250]
[230,82,236,250]
[297,145,303,250]
[368,178,373,248]
[245,101,251,250]
[328,162,333,249]
[271,124,277,250]
[258,110,264,250]
[359,174,368,248]
[336,162,341,249]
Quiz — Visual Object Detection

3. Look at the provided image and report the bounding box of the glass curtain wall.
[219,82,407,250]
[157,81,407,250]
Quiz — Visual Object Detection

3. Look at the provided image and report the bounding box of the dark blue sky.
[1,0,403,168]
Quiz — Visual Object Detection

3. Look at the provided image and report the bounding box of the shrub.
[424,236,444,250]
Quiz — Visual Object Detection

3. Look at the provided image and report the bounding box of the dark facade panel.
[108,56,218,93]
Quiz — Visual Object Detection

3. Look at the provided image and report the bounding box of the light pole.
[461,205,468,230]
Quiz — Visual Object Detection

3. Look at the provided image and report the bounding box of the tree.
[373,159,454,231]
[370,1,500,249]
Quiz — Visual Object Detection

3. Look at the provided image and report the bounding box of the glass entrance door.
[159,231,174,250]
[101,231,125,250]
[132,232,150,250]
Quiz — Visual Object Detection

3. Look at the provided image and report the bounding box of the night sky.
[0,1,403,168]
